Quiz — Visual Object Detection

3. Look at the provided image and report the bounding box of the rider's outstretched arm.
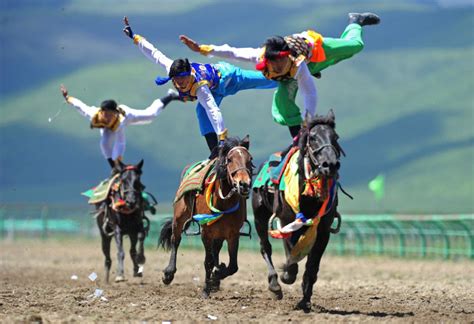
[123,17,173,73]
[180,35,263,63]
[60,85,98,119]
[120,90,180,125]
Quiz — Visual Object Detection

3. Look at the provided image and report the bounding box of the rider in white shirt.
[60,84,179,168]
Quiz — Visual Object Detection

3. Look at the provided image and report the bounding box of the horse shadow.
[314,305,415,318]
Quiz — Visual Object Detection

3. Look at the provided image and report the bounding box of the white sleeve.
[295,64,317,119]
[67,97,98,120]
[196,86,225,135]
[120,99,165,126]
[207,44,263,63]
[135,35,173,73]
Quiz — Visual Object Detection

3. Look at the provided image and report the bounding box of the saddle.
[82,174,120,205]
[82,174,158,214]
[174,159,216,203]
[253,146,299,190]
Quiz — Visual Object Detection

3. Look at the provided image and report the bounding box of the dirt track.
[0,239,473,323]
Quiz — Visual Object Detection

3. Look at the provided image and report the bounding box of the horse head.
[111,159,145,214]
[299,110,344,190]
[216,135,253,198]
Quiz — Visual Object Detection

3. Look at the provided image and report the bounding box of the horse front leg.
[296,228,331,313]
[128,232,141,277]
[114,227,126,282]
[136,230,146,276]
[253,191,282,298]
[213,235,239,281]
[100,231,112,283]
[202,236,214,299]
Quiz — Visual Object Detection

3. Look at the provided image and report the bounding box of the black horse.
[252,110,344,312]
[96,159,150,283]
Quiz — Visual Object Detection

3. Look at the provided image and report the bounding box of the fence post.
[385,221,405,257]
[351,224,364,256]
[457,219,474,259]
[41,205,49,240]
[366,222,384,255]
[430,220,450,259]
[412,221,427,258]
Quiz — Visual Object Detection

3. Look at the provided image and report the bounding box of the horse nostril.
[335,161,341,170]
[239,182,250,193]
[322,162,329,168]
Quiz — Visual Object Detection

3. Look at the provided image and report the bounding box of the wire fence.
[1,204,472,260]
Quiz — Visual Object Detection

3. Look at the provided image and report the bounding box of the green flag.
[368,174,385,201]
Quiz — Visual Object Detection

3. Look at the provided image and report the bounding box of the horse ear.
[241,134,250,149]
[327,109,335,122]
[137,159,144,170]
[114,159,124,172]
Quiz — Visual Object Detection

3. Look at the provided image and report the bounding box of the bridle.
[219,146,253,200]
[304,127,343,180]
[111,166,143,214]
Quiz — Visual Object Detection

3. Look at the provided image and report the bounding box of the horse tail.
[158,219,173,251]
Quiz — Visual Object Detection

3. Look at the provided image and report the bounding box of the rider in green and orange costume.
[181,13,380,139]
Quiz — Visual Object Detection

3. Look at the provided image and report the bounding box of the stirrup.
[183,218,201,236]
[330,212,342,234]
[239,219,252,239]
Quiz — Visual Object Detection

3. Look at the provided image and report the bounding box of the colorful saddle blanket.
[174,159,216,203]
[253,146,299,189]
[254,146,338,265]
[81,174,120,205]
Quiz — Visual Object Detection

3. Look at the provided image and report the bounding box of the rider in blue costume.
[123,17,277,157]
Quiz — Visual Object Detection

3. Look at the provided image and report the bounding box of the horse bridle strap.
[225,146,252,179]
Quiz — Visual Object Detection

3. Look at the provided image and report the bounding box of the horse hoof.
[162,273,174,285]
[269,288,283,300]
[133,272,143,278]
[115,275,125,282]
[201,289,211,299]
[280,272,297,285]
[269,284,283,300]
[210,279,221,292]
[295,300,312,313]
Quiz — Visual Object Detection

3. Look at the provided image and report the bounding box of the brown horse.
[159,136,253,297]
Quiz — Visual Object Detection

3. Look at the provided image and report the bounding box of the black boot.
[348,12,380,26]
[161,89,181,106]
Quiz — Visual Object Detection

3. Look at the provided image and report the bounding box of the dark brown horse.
[96,160,150,283]
[159,136,253,297]
[252,110,344,312]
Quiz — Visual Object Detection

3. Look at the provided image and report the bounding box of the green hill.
[1,0,473,213]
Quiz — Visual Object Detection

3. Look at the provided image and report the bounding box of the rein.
[193,145,250,225]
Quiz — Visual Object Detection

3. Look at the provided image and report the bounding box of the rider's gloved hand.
[218,128,228,147]
[123,16,134,39]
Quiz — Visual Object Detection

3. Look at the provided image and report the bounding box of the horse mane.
[215,137,244,179]
[307,115,335,130]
